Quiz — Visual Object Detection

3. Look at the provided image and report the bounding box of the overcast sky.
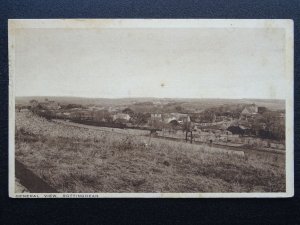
[14,27,286,99]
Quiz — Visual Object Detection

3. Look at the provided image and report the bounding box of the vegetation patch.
[15,112,285,193]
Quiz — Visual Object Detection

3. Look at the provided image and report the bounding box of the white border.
[8,19,294,198]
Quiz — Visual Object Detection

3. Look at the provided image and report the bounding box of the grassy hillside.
[15,112,285,193]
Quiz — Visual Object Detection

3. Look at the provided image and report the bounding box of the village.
[16,98,286,151]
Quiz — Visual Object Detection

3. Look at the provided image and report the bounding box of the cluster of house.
[150,104,260,130]
[20,99,285,143]
[153,104,285,148]
[150,113,191,125]
[152,103,285,146]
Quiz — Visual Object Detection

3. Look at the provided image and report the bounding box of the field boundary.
[153,136,285,155]
[15,159,58,193]
[55,119,285,156]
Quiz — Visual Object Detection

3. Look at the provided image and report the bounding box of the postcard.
[9,19,294,198]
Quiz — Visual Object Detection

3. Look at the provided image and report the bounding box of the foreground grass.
[15,112,285,193]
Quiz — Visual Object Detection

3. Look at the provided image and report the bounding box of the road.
[54,119,285,157]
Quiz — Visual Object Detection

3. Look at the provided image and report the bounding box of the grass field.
[15,112,285,193]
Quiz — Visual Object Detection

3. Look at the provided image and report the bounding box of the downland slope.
[15,112,285,193]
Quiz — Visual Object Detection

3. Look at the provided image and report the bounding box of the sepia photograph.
[9,19,294,198]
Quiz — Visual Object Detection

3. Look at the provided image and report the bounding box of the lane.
[53,119,149,136]
[54,119,284,156]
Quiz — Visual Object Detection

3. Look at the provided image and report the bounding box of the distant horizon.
[15,95,285,101]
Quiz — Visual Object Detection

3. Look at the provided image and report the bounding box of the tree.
[29,99,39,112]
[29,99,38,106]
[175,106,184,113]
[122,108,135,117]
[132,112,150,126]
[169,119,179,127]
[260,111,285,141]
[258,106,268,114]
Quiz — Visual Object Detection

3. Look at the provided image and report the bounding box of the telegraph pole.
[185,129,188,142]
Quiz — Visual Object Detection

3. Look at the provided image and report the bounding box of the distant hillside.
[16,96,143,106]
[180,98,285,111]
[16,96,285,111]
